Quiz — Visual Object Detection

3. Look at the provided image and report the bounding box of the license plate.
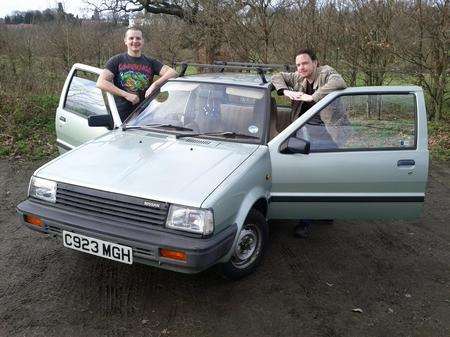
[62,230,133,264]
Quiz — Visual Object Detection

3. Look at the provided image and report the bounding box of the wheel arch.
[252,198,268,218]
[218,187,269,263]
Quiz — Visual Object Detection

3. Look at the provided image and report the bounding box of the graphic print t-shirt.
[105,53,163,120]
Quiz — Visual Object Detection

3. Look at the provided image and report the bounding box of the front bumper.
[17,199,237,274]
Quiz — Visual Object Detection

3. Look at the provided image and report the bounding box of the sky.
[0,0,90,18]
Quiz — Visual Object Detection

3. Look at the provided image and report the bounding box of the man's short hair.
[124,26,143,38]
[297,48,317,61]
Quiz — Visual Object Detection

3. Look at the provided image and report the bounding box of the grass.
[0,94,59,160]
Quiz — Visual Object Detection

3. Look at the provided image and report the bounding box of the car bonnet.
[35,131,260,207]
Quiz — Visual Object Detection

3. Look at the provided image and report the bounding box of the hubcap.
[231,224,261,269]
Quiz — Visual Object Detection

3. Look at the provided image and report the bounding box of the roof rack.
[172,61,294,85]
[213,61,293,72]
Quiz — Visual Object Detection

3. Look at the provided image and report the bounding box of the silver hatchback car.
[17,63,429,279]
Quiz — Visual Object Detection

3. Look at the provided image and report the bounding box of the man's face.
[295,53,317,79]
[124,29,143,54]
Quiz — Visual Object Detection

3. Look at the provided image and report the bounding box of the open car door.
[268,86,429,220]
[55,63,121,153]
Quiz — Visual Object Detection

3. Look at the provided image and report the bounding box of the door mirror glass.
[280,136,310,154]
[88,115,113,129]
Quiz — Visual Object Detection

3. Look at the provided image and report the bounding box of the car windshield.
[125,81,268,143]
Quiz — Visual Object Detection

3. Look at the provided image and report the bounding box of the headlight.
[29,176,57,203]
[166,205,214,235]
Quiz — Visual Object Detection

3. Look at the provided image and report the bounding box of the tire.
[220,209,268,280]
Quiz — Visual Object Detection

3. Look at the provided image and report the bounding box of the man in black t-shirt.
[97,27,177,121]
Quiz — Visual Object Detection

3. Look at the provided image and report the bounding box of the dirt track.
[1,158,449,337]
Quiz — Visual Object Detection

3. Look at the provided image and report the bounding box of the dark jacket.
[271,65,347,122]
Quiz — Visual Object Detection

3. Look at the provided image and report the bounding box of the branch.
[85,0,185,19]
[139,1,184,19]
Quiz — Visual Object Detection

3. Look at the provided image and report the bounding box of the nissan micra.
[17,63,429,279]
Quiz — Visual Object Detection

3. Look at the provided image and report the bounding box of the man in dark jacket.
[272,48,347,238]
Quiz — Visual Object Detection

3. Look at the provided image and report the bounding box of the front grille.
[55,183,169,229]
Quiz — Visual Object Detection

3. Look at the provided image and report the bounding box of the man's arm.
[145,65,178,98]
[271,71,296,93]
[271,72,303,100]
[311,71,347,102]
[96,69,139,105]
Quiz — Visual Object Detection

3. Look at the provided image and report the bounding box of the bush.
[428,121,450,162]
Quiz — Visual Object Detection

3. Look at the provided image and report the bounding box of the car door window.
[64,70,109,118]
[296,93,416,152]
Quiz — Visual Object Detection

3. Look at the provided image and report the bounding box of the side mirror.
[280,136,310,154]
[88,115,114,130]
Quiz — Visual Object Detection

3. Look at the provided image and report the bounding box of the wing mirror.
[280,136,310,154]
[88,115,114,130]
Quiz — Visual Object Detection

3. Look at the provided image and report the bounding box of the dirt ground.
[0,158,449,337]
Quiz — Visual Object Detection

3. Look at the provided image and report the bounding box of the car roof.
[172,72,273,88]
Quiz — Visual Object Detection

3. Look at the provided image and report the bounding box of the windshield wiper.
[122,124,194,132]
[176,131,259,139]
[123,125,257,139]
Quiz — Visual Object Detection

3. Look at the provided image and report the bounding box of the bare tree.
[86,0,231,63]
[85,0,193,22]
[234,0,289,63]
[341,0,396,86]
[393,0,449,121]
[138,14,192,63]
[0,0,447,120]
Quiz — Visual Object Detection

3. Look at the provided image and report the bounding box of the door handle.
[59,116,66,122]
[397,159,415,167]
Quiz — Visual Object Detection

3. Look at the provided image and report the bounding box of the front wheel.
[220,209,268,280]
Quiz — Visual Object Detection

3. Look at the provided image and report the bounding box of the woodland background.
[0,0,448,159]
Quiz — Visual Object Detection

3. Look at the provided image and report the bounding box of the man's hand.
[284,90,314,102]
[124,92,140,105]
[145,83,158,98]
[299,93,314,102]
[144,65,177,99]
[283,90,303,101]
